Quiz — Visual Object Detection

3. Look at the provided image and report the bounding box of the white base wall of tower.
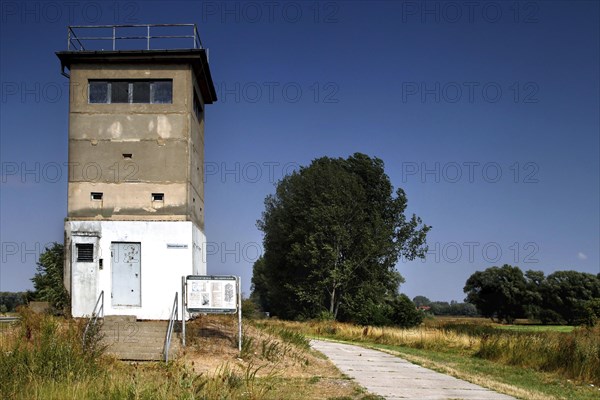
[65,220,206,319]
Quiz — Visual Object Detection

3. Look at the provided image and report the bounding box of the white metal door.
[111,242,141,306]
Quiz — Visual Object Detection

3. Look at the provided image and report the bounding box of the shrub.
[389,294,424,328]
[581,298,600,327]
[241,298,259,319]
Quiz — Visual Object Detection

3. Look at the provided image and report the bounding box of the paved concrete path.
[311,340,516,400]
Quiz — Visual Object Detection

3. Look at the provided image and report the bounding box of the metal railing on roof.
[67,24,204,51]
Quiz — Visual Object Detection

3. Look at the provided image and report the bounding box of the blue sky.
[1,0,598,302]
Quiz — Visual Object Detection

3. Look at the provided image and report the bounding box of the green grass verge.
[311,336,599,400]
[495,325,575,333]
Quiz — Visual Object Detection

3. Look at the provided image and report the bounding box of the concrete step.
[104,315,137,323]
[99,317,181,361]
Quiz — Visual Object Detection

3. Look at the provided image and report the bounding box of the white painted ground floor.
[64,220,206,319]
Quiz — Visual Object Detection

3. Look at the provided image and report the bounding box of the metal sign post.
[181,276,186,347]
[237,277,242,353]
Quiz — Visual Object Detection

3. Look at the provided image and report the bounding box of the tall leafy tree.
[523,269,545,319]
[464,264,529,323]
[539,270,600,324]
[31,243,69,314]
[253,153,430,323]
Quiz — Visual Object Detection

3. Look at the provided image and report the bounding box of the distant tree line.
[463,264,600,325]
[0,292,29,313]
[412,296,478,316]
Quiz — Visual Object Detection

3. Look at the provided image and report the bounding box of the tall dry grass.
[477,325,600,384]
[0,309,272,399]
[262,318,600,385]
[1,310,362,399]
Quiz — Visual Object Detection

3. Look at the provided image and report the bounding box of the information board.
[186,275,238,313]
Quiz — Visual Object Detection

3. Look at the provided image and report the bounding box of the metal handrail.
[67,24,203,51]
[164,292,178,362]
[82,290,104,347]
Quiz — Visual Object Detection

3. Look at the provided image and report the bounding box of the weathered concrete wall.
[67,62,205,228]
[68,139,189,182]
[66,220,206,319]
[68,182,188,219]
[189,77,206,228]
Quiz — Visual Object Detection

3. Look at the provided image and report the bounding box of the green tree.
[522,270,545,319]
[539,270,600,324]
[464,264,529,323]
[412,295,431,307]
[250,256,270,311]
[389,294,424,327]
[0,292,28,312]
[581,298,600,326]
[254,153,430,324]
[31,243,69,314]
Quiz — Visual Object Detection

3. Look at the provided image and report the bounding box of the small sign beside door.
[167,243,188,249]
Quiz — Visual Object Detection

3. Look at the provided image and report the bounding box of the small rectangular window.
[193,91,203,121]
[111,81,130,103]
[76,244,94,262]
[152,81,173,104]
[152,193,164,201]
[91,192,103,200]
[122,153,133,159]
[133,81,150,103]
[89,81,108,103]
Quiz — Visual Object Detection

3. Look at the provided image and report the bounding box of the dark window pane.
[76,243,94,262]
[89,81,108,103]
[111,82,129,103]
[151,81,172,104]
[193,92,203,121]
[132,81,150,103]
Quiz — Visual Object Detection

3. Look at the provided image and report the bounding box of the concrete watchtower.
[57,24,217,319]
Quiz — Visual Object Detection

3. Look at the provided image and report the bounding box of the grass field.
[256,318,600,400]
[494,324,575,333]
[2,310,598,399]
[424,316,576,332]
[0,310,377,400]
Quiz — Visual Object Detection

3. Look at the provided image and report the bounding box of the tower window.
[76,243,94,262]
[193,91,203,122]
[152,193,164,201]
[89,80,172,104]
[91,192,103,200]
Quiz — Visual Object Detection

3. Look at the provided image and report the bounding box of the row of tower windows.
[91,192,164,202]
[87,79,204,122]
[89,80,173,104]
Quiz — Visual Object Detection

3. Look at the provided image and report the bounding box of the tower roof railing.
[67,24,204,51]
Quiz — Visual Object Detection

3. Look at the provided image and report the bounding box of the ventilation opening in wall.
[122,153,133,159]
[91,192,103,200]
[76,243,94,262]
[152,193,164,202]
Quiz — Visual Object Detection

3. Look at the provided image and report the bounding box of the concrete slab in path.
[311,340,516,400]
